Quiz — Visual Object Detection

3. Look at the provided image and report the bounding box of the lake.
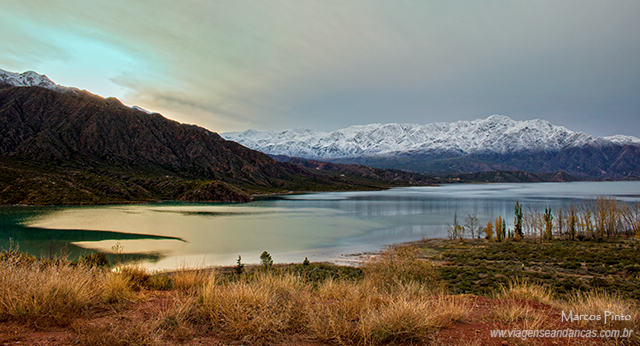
[1,181,639,270]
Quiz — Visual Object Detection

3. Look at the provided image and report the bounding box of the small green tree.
[544,207,554,241]
[235,255,245,274]
[514,201,524,239]
[260,251,273,269]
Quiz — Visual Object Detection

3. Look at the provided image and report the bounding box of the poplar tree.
[495,216,504,242]
[544,207,554,241]
[485,221,494,241]
[514,201,524,239]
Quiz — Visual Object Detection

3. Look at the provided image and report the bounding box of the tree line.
[447,197,640,241]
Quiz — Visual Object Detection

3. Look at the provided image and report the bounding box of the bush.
[78,252,110,268]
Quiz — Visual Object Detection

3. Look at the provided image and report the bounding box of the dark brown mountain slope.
[0,84,435,204]
[0,84,298,187]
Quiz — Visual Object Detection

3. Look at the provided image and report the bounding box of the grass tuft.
[498,278,553,305]
[0,261,102,325]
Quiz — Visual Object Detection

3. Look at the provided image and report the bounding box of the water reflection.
[0,182,638,270]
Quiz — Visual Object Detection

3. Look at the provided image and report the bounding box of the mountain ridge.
[223,116,640,178]
[0,76,438,205]
[223,115,640,159]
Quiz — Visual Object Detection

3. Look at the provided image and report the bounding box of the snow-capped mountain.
[0,68,74,94]
[222,115,638,159]
[602,135,640,146]
[0,68,153,114]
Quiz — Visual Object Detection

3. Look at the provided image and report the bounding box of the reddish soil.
[0,293,627,346]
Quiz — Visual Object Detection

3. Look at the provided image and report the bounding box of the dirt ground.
[1,291,622,346]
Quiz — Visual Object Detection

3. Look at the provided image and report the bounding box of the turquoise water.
[1,182,638,270]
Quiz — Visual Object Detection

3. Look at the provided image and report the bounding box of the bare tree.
[578,201,594,238]
[464,213,480,239]
[567,205,577,240]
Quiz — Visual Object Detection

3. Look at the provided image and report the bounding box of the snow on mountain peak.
[1,67,162,114]
[131,105,157,114]
[0,68,71,93]
[222,115,638,159]
[603,135,640,146]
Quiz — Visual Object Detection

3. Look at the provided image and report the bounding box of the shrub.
[78,252,110,268]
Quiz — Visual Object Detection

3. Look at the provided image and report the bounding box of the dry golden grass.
[554,290,639,330]
[0,260,102,325]
[498,278,553,305]
[117,264,152,290]
[363,295,469,345]
[305,279,386,345]
[102,271,132,304]
[363,245,442,293]
[172,267,211,294]
[192,246,465,345]
[0,246,473,345]
[491,301,535,323]
[198,272,310,345]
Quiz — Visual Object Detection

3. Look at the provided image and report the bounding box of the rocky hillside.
[0,79,436,205]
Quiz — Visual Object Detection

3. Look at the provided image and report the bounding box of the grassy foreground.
[1,242,639,345]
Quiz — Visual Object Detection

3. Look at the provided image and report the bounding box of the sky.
[0,1,638,137]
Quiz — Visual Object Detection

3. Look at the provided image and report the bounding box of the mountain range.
[0,68,434,205]
[223,116,640,178]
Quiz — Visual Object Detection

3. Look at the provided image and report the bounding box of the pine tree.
[260,251,273,269]
[235,255,244,274]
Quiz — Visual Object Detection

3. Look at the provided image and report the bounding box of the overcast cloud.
[0,0,638,136]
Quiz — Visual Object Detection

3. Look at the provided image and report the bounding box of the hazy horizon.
[1,1,638,137]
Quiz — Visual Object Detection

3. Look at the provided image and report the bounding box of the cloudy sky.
[0,1,638,136]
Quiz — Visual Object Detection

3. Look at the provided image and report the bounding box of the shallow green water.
[1,182,638,270]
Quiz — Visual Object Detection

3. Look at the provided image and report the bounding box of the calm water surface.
[1,182,638,270]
